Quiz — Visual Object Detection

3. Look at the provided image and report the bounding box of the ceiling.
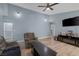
[12,3,79,15]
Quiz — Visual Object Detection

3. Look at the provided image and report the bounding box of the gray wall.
[1,4,50,41]
[2,3,79,41]
[0,3,8,36]
[50,10,79,36]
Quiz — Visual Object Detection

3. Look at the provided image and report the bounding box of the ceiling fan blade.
[38,6,46,7]
[43,7,47,11]
[49,7,53,10]
[50,3,59,6]
[47,3,50,6]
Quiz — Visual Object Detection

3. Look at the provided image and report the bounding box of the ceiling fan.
[38,3,59,11]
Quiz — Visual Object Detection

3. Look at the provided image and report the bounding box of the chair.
[24,32,37,48]
[0,35,21,56]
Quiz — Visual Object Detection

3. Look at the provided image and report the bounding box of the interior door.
[4,22,13,41]
[50,24,55,38]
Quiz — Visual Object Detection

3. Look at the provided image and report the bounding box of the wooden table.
[31,41,57,56]
[57,35,79,47]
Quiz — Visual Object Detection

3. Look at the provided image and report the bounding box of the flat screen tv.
[62,16,79,27]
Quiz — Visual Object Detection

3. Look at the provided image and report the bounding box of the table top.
[58,35,79,40]
[32,40,57,56]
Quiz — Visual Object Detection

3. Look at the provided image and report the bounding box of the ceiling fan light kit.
[47,8,50,10]
[38,3,59,11]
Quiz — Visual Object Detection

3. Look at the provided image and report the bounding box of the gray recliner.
[24,33,37,48]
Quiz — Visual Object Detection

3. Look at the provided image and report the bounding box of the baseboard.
[17,40,24,43]
[38,36,51,40]
[17,35,51,42]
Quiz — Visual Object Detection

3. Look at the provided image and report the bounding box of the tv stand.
[57,35,79,47]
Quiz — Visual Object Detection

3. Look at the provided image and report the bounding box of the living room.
[1,3,79,56]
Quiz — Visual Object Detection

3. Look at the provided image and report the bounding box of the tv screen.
[62,16,79,26]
